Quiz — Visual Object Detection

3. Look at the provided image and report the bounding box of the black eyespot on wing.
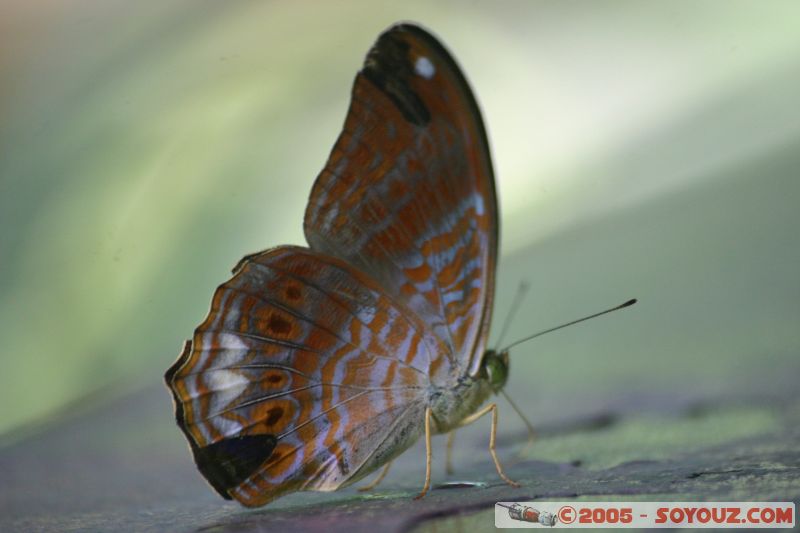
[194,434,278,498]
[362,29,431,127]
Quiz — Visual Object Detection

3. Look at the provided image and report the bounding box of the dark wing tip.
[361,24,431,127]
[368,21,494,180]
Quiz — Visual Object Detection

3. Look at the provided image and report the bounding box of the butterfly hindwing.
[304,24,499,376]
[166,246,438,506]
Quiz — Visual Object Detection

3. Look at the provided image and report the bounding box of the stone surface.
[1,382,797,532]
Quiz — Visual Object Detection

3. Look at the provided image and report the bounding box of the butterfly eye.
[482,350,509,392]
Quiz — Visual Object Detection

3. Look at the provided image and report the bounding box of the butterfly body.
[429,370,494,433]
[166,23,505,507]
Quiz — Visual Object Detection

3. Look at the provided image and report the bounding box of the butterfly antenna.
[500,389,536,439]
[500,298,637,352]
[494,281,530,349]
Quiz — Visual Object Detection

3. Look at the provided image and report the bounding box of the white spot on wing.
[217,332,248,351]
[205,369,249,413]
[415,56,435,79]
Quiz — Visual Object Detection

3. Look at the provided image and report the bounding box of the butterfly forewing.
[304,24,498,376]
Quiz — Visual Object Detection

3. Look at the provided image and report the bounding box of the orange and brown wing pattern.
[304,24,498,377]
[165,246,438,507]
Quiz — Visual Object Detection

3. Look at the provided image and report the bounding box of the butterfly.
[165,22,519,507]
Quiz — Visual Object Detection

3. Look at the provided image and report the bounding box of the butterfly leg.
[445,430,456,475]
[458,403,520,488]
[414,406,433,500]
[357,460,393,492]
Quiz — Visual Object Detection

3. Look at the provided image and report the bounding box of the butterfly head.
[480,349,509,393]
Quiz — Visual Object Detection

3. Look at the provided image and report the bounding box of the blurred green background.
[1,0,799,441]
